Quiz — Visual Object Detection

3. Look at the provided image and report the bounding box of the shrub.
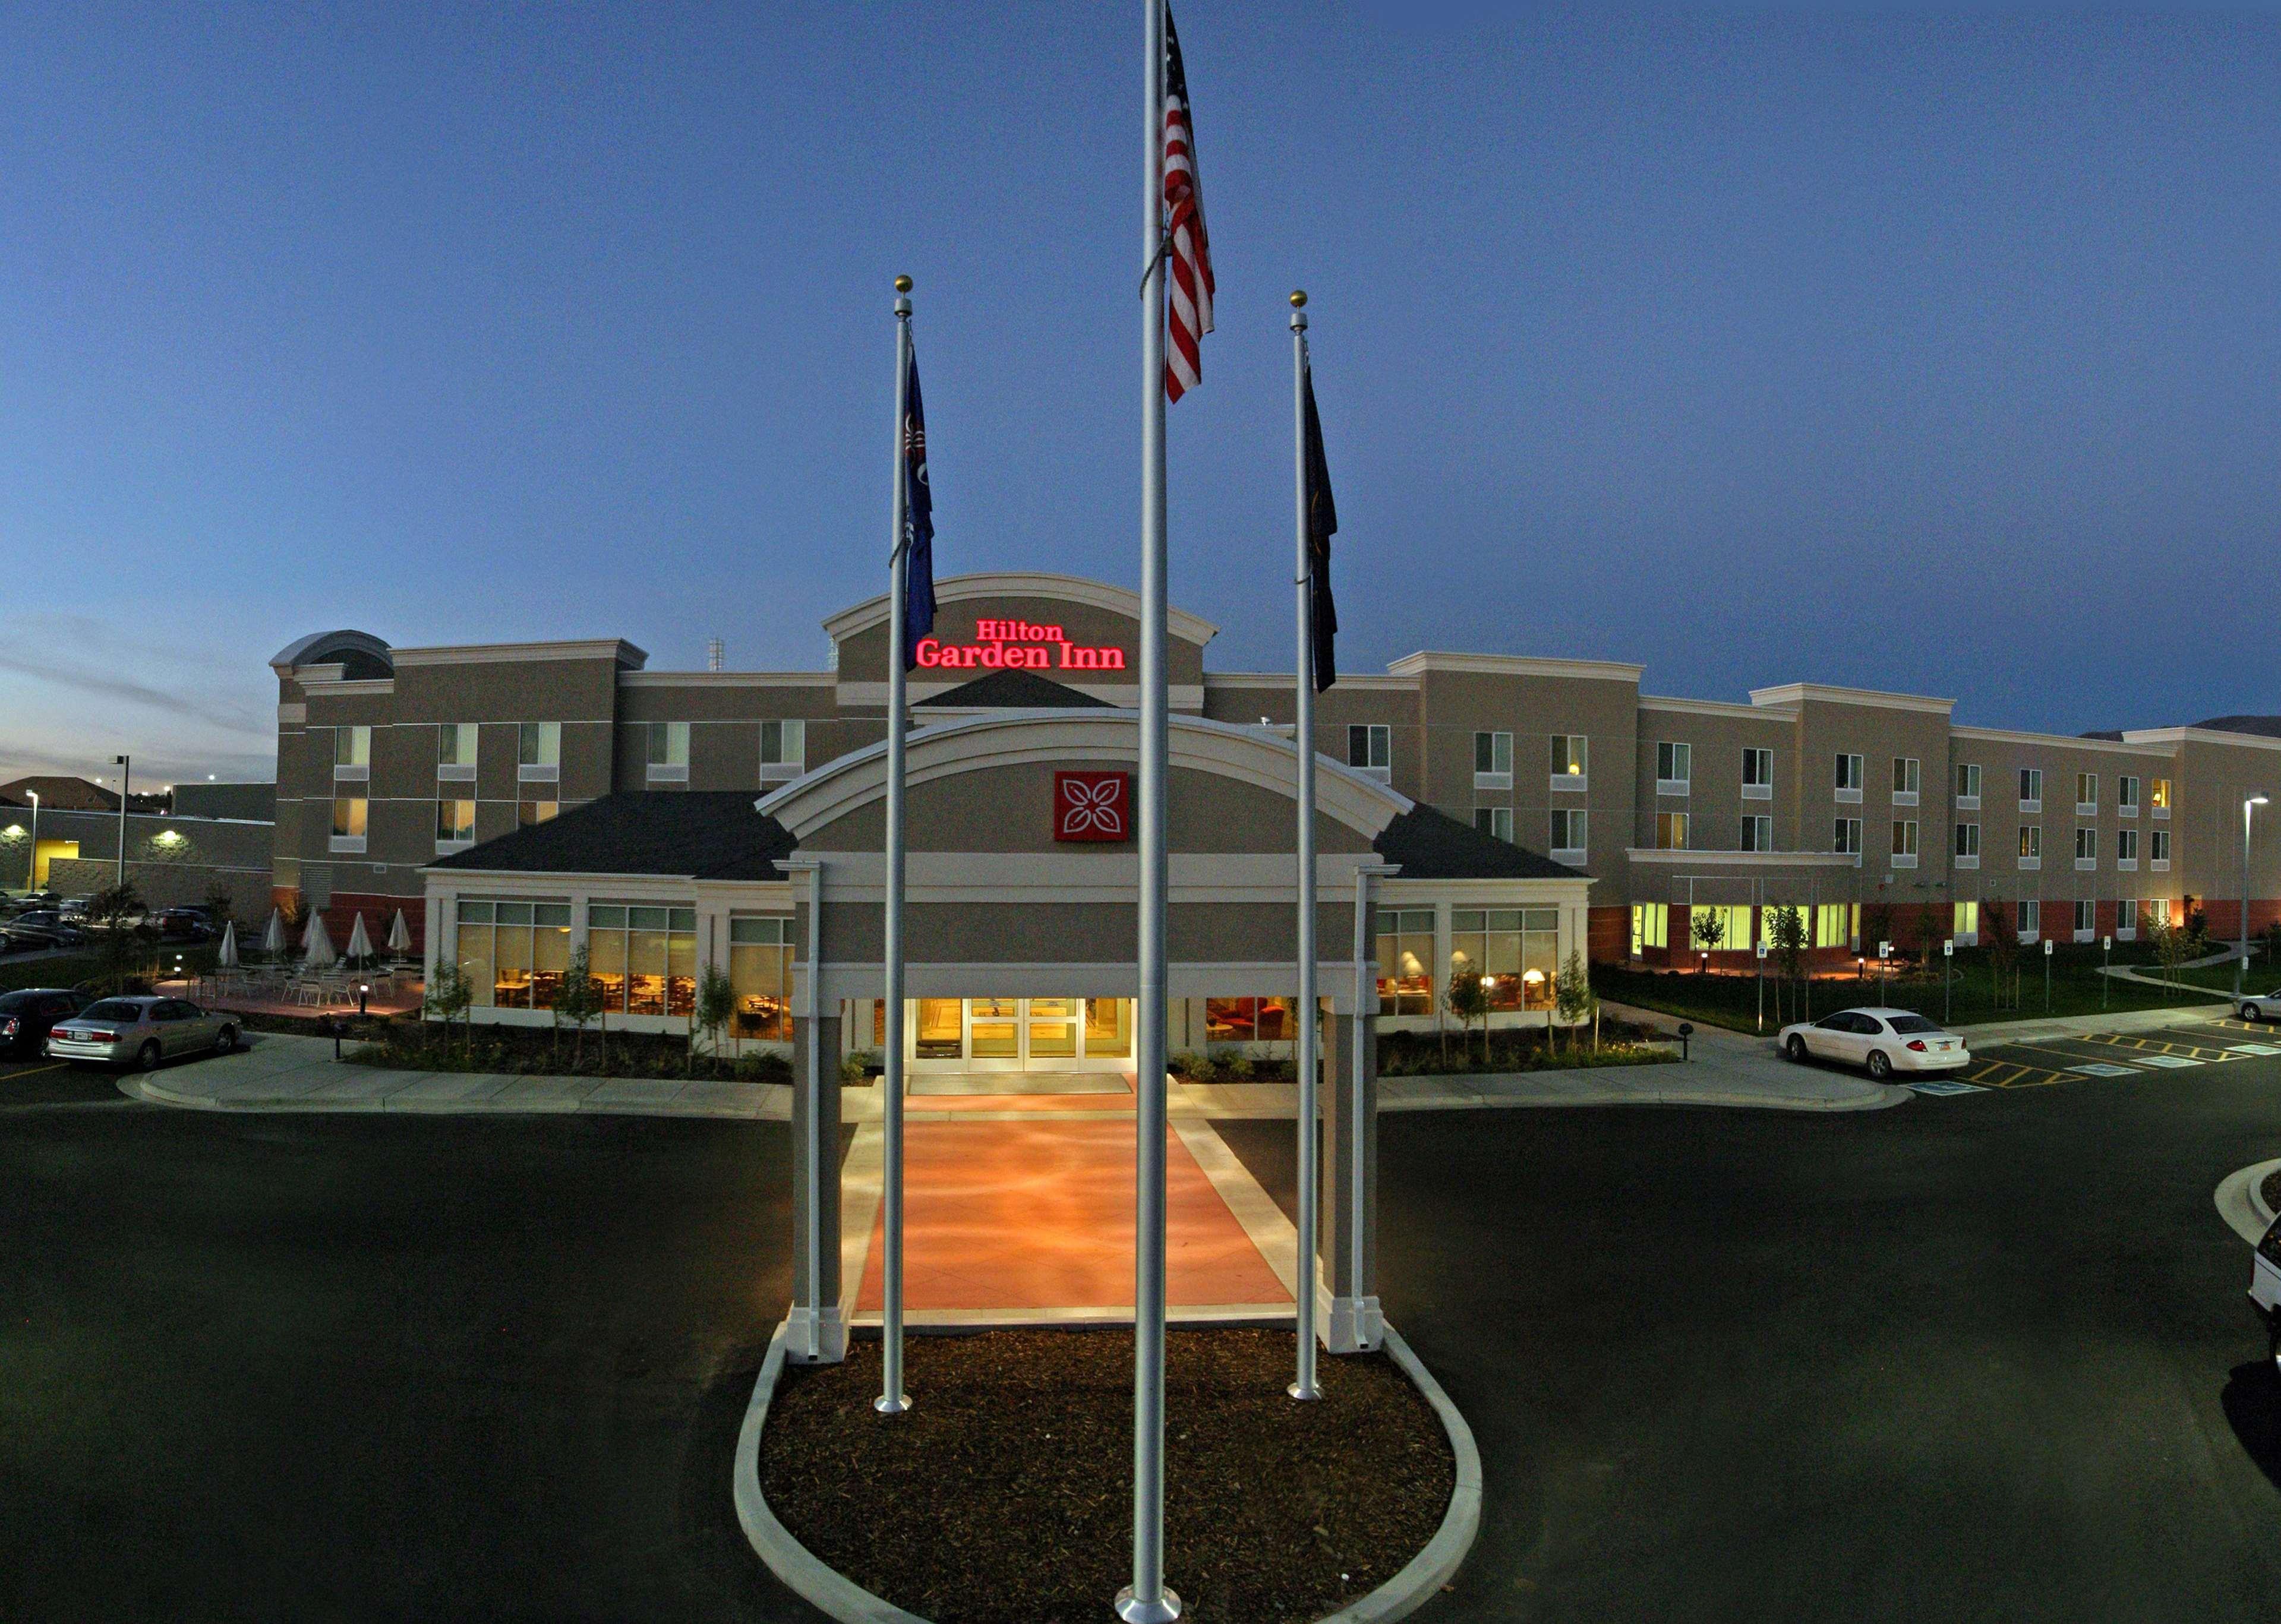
[737,1051,793,1086]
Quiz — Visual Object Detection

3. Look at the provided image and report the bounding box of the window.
[1741,814,1773,852]
[454,899,572,1010]
[1956,762,1982,807]
[1954,822,1981,862]
[2018,899,2040,941]
[1550,734,1588,788]
[2075,772,2097,814]
[1834,817,1863,857]
[1686,905,1753,958]
[2018,824,2042,867]
[729,917,795,1040]
[760,719,806,785]
[1631,902,1669,955]
[1549,808,1587,857]
[1953,901,1980,941]
[646,721,689,782]
[2150,777,2172,817]
[1206,997,1296,1043]
[1472,731,1512,788]
[436,798,475,848]
[2151,829,2170,869]
[1655,811,1689,849]
[2075,826,2098,868]
[1741,748,1773,800]
[2117,827,2138,868]
[333,725,371,780]
[2115,898,2139,938]
[519,721,561,781]
[438,723,477,780]
[329,796,368,852]
[2018,767,2042,811]
[585,903,697,1018]
[1473,806,1514,843]
[1762,903,1806,950]
[2118,775,2140,816]
[1892,756,1920,804]
[518,800,558,827]
[1891,819,1919,867]
[1374,908,1434,1015]
[1348,723,1390,780]
[1815,903,1854,949]
[1656,741,1691,794]
[2074,899,2095,939]
[1835,752,1863,803]
[1450,907,1560,1010]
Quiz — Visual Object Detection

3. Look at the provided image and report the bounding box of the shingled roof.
[914,669,1112,709]
[428,792,797,881]
[1373,803,1588,881]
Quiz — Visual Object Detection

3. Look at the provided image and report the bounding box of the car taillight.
[1905,1039,1927,1052]
[1,1019,15,1037]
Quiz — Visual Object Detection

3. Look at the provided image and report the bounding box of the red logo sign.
[914,621,1128,672]
[1055,771,1131,842]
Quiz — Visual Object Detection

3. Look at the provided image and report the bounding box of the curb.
[2215,1158,2281,1247]
[732,1320,1482,1624]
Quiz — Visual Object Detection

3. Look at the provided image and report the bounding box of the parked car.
[2252,1212,2281,1374]
[1777,1007,1971,1080]
[148,908,215,943]
[0,988,86,1056]
[2239,990,2281,1023]
[46,996,236,1070]
[2,911,87,949]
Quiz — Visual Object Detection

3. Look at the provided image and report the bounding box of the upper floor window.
[1550,808,1586,856]
[333,725,371,779]
[1472,805,1513,843]
[2117,827,2138,865]
[1655,741,1691,794]
[2117,775,2140,815]
[760,719,807,785]
[1741,748,1773,800]
[436,798,476,848]
[2150,828,2172,867]
[2018,899,2040,940]
[1834,817,1863,857]
[2075,772,2098,813]
[1741,814,1773,852]
[2150,777,2172,817]
[1655,811,1689,849]
[646,721,690,782]
[519,721,561,781]
[2075,825,2098,867]
[1954,821,1980,861]
[519,800,559,827]
[1550,734,1588,787]
[437,722,477,779]
[1892,756,1920,804]
[1891,819,1919,866]
[1472,731,1512,788]
[2019,824,2042,865]
[2018,767,2042,811]
[1955,762,1981,807]
[1835,753,1863,802]
[329,795,368,852]
[1348,723,1391,781]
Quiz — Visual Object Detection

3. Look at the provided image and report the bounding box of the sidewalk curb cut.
[731,1320,1481,1624]
[2216,1159,2281,1247]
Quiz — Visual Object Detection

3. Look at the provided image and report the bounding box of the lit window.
[1631,903,1669,955]
[1655,811,1689,849]
[518,800,558,827]
[1550,734,1588,783]
[329,797,368,850]
[455,898,571,1010]
[1953,901,1980,939]
[1206,997,1296,1042]
[1374,908,1434,1015]
[1815,903,1853,949]
[585,903,697,1018]
[1450,907,1559,1010]
[333,726,371,770]
[436,798,475,845]
[729,916,795,1040]
[2149,778,2172,813]
[2020,825,2042,861]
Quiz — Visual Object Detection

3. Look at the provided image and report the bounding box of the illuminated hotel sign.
[913,621,1128,672]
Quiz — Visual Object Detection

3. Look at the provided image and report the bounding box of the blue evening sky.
[2,3,2276,786]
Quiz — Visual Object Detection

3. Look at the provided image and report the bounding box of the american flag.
[1162,5,1213,402]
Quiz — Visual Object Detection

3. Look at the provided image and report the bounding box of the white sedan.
[2239,991,2281,1023]
[1778,1006,1970,1080]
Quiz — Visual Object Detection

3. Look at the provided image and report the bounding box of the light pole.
[112,754,130,889]
[2239,794,2269,1000]
[23,789,36,892]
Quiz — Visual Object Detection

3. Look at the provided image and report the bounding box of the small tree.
[85,882,147,993]
[1553,947,1593,1053]
[1768,904,1809,1026]
[695,963,737,1077]
[1444,968,1488,1069]
[1688,907,1725,971]
[1982,893,2020,1009]
[2261,917,2281,973]
[423,962,475,1058]
[1859,899,1895,969]
[2183,894,2210,952]
[2147,909,2193,990]
[201,881,236,933]
[553,947,602,1072]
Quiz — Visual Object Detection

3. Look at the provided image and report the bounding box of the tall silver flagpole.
[1119,0,1178,1616]
[1289,290,1320,1404]
[877,274,914,1417]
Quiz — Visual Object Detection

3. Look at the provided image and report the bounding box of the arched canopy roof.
[270,629,394,678]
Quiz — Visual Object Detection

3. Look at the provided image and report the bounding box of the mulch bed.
[2262,1167,2280,1219]
[756,1327,1455,1624]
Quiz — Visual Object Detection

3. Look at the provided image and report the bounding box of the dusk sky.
[2,3,2276,789]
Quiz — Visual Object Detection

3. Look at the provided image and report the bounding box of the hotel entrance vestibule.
[871,997,1135,1073]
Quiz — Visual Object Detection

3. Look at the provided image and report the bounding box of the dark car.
[0,988,85,1056]
[2,911,86,949]
[149,909,215,943]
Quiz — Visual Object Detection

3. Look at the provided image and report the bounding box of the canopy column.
[1326,860,1396,1353]
[783,858,845,1364]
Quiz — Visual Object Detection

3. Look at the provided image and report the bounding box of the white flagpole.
[1289,290,1320,1404]
[1119,0,1178,1616]
[878,274,914,1417]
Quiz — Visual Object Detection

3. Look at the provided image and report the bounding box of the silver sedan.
[46,996,238,1070]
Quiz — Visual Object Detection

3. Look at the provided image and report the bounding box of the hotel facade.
[268,572,2281,1066]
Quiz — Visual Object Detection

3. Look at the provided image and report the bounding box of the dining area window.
[455,898,571,1009]
[1449,906,1559,1011]
[587,903,696,1018]
[1374,908,1435,1015]
[728,915,793,1040]
[1204,997,1296,1044]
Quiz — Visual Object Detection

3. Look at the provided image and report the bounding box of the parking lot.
[1944,1015,2281,1094]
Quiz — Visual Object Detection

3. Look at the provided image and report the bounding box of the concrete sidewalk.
[1945,1001,2235,1047]
[125,1031,792,1120]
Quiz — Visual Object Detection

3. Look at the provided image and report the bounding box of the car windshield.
[78,1000,144,1022]
[1886,1016,1943,1035]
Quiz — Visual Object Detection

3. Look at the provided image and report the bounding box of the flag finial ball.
[1289,289,1307,309]
[894,274,913,293]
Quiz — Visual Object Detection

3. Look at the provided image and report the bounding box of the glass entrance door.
[901,998,1132,1072]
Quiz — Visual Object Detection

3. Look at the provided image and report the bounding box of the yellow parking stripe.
[4,1062,65,1080]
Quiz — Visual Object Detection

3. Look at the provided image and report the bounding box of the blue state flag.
[901,346,936,669]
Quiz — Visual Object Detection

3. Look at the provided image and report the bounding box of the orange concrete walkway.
[853,1116,1292,1315]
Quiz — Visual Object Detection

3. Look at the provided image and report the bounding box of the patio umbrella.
[301,912,337,970]
[387,909,411,955]
[216,920,239,969]
[345,912,374,965]
[261,908,286,956]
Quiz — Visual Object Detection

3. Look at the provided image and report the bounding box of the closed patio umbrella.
[217,920,239,969]
[387,909,412,956]
[261,908,286,956]
[301,912,336,970]
[345,912,374,965]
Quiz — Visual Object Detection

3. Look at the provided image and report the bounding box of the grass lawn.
[1594,945,2231,1034]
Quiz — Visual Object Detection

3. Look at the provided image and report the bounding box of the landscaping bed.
[2261,1166,2280,1221]
[340,1016,790,1083]
[756,1327,1455,1624]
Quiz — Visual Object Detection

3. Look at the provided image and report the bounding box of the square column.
[1321,1009,1380,1352]
[787,1008,845,1363]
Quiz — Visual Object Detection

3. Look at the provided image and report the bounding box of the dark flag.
[901,344,936,669]
[1302,359,1337,690]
